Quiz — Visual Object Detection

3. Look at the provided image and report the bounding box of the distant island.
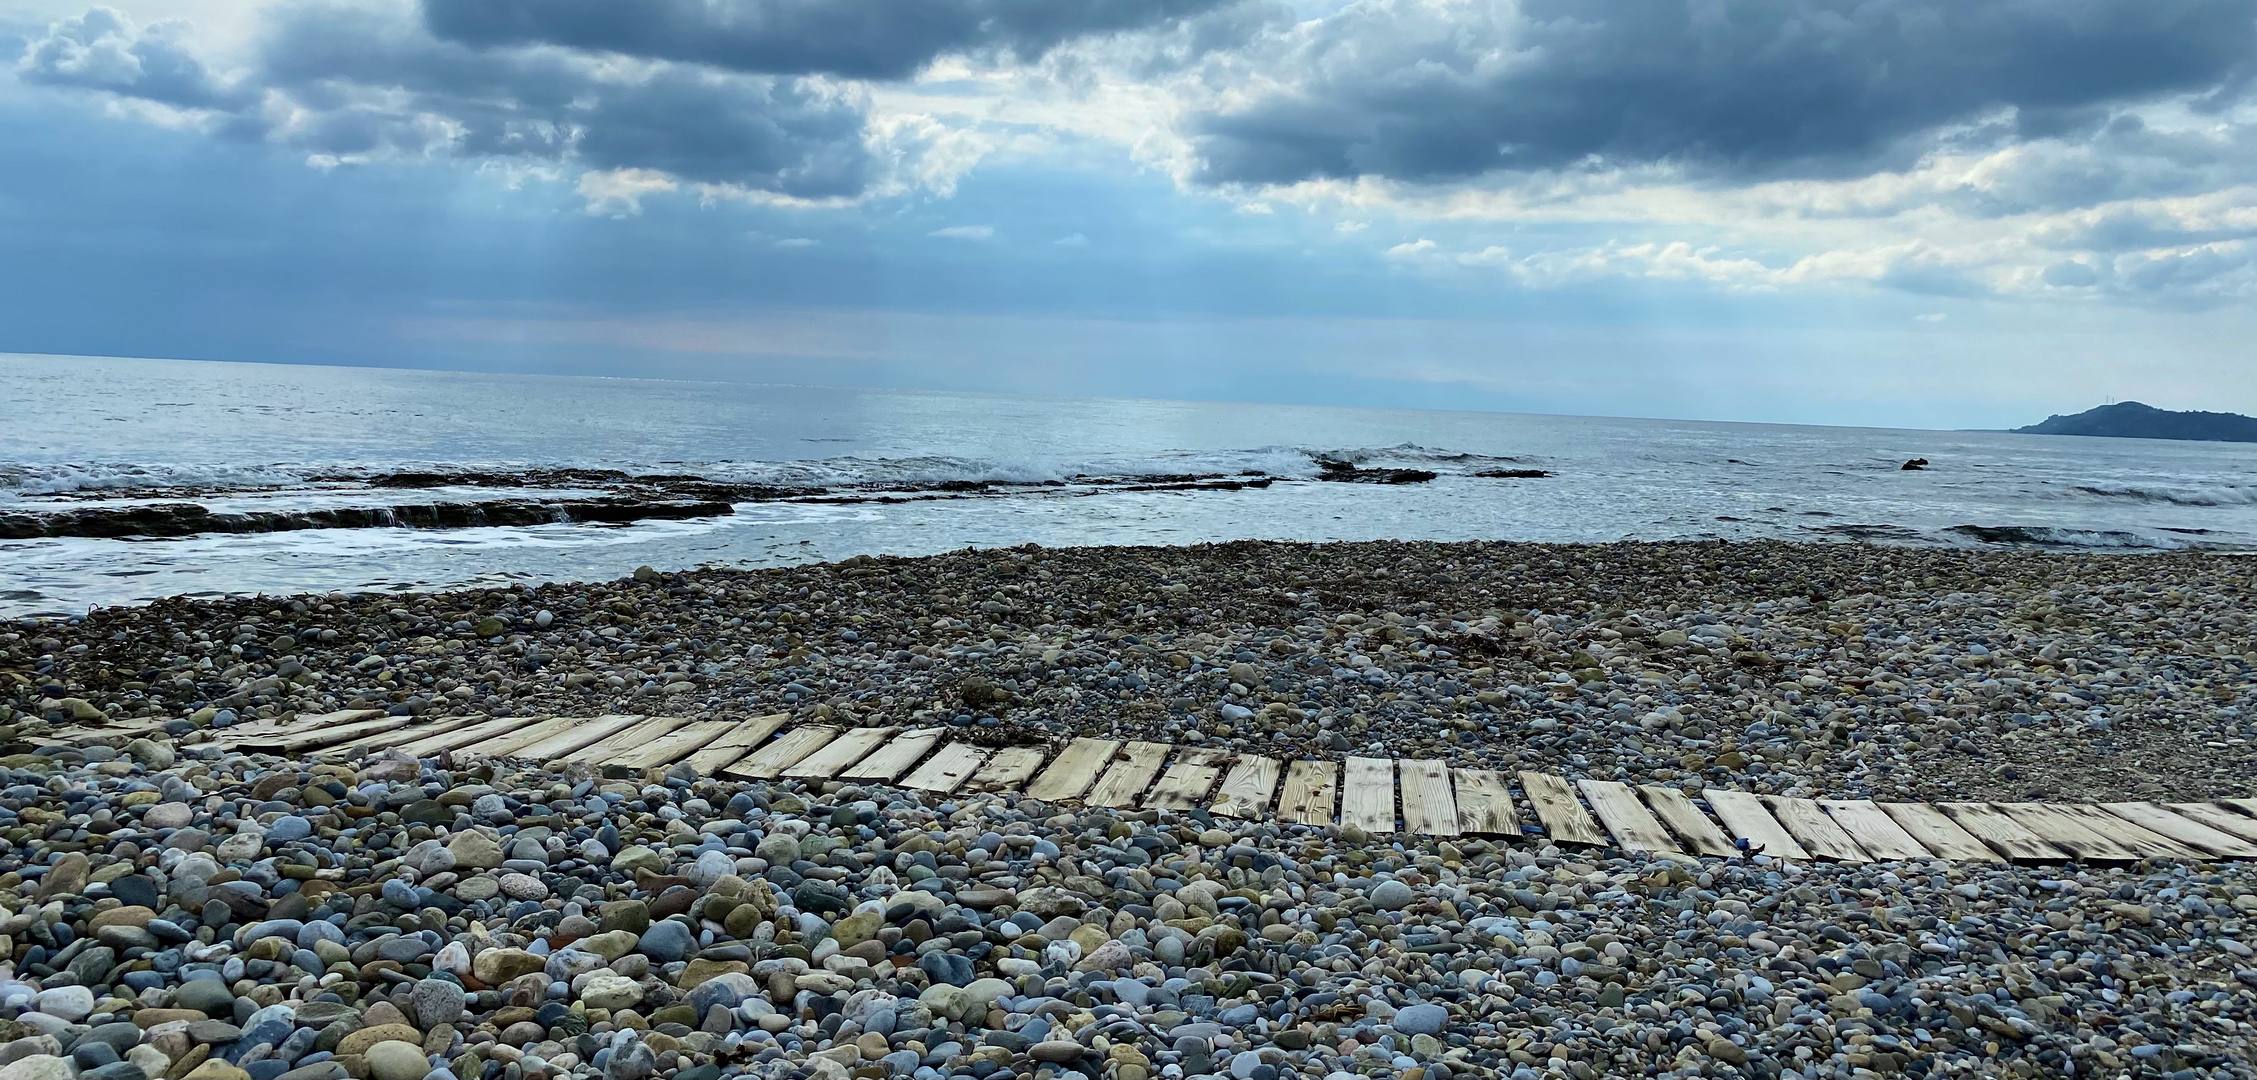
[2014,401,2257,442]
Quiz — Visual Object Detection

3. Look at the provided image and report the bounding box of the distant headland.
[2015,401,2257,443]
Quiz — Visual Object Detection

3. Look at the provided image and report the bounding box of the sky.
[5,0,2257,429]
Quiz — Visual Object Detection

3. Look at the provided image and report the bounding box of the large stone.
[410,980,465,1029]
[446,831,503,870]
[0,1056,75,1080]
[579,975,643,1011]
[828,911,881,951]
[36,854,90,902]
[363,1041,428,1080]
[471,948,545,984]
[637,921,692,964]
[1369,880,1414,911]
[598,900,649,935]
[336,1025,423,1058]
[610,846,664,874]
[1393,1003,1448,1036]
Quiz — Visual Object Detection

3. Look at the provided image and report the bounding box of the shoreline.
[0,539,2254,1080]
[8,539,2256,805]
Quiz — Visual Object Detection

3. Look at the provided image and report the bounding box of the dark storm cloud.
[1189,0,2257,186]
[419,0,1248,80]
[18,4,875,197]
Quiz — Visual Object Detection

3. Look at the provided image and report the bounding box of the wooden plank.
[49,716,177,745]
[2223,798,2257,822]
[2167,803,2257,846]
[511,713,647,762]
[326,712,486,755]
[1938,803,2068,863]
[1085,741,1174,808]
[1704,788,1809,860]
[2103,803,2257,859]
[843,728,946,782]
[901,742,990,794]
[1397,760,1460,837]
[1877,803,2001,863]
[1024,738,1120,802]
[1640,785,1736,857]
[610,720,738,774]
[1764,797,1868,863]
[1276,760,1338,827]
[1209,755,1282,820]
[1578,779,1678,853]
[680,713,793,777]
[393,714,531,758]
[562,715,693,768]
[469,714,589,758]
[1452,769,1519,836]
[1340,757,1396,834]
[1147,749,1229,811]
[1518,772,1604,847]
[725,725,839,780]
[218,709,386,746]
[1819,799,1933,862]
[966,746,1048,793]
[785,726,898,779]
[1991,803,2148,863]
[2016,803,2206,862]
[242,713,415,754]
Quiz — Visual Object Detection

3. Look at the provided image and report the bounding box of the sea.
[6,352,2257,619]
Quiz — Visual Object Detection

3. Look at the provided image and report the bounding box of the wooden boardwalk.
[174,710,2257,867]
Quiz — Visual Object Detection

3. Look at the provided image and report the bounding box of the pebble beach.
[2,540,2256,1080]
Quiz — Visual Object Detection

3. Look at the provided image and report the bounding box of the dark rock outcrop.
[2015,402,2257,442]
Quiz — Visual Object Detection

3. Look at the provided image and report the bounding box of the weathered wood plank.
[2102,803,2257,859]
[843,728,946,782]
[1340,757,1396,834]
[1452,769,1519,836]
[967,747,1048,793]
[1938,803,2068,863]
[1147,749,1229,811]
[1640,785,1737,857]
[1209,756,1282,820]
[2018,803,2205,861]
[1578,779,1679,853]
[327,712,486,755]
[242,713,415,754]
[785,726,898,779]
[608,720,737,775]
[1819,799,1933,862]
[1518,772,1604,847]
[1764,797,1868,863]
[725,726,839,780]
[901,742,990,793]
[218,709,387,746]
[1877,803,2001,863]
[2222,798,2257,823]
[1086,741,1174,808]
[513,713,648,761]
[2167,803,2257,846]
[1704,788,1810,860]
[1400,760,1461,837]
[393,714,531,758]
[562,715,692,768]
[1992,803,2149,863]
[469,714,591,758]
[1277,760,1338,827]
[1024,738,1120,802]
[669,713,789,776]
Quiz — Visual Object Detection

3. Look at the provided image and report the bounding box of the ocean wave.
[0,462,315,499]
[2069,483,2257,507]
[1945,524,2235,551]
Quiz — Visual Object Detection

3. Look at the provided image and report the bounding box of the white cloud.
[1053,233,1089,247]
[576,168,678,216]
[929,224,995,240]
[775,237,818,247]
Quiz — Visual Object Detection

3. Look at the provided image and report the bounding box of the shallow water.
[7,352,2256,617]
